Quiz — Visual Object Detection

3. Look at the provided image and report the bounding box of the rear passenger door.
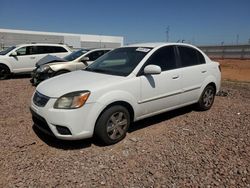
[139,46,183,116]
[177,46,207,104]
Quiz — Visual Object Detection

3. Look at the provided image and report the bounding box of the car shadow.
[128,104,194,133]
[11,74,31,79]
[32,104,195,150]
[32,125,105,150]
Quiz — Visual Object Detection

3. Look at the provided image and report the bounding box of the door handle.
[30,57,36,59]
[172,75,179,79]
[201,70,207,73]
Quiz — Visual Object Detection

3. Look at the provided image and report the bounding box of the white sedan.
[30,43,221,145]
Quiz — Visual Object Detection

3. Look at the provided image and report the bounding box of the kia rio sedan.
[30,43,221,145]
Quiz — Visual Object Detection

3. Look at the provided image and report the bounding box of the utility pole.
[236,34,239,45]
[166,26,170,42]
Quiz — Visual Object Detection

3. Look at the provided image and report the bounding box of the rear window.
[178,46,205,67]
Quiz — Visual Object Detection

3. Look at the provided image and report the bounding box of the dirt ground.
[215,59,250,82]
[0,60,250,187]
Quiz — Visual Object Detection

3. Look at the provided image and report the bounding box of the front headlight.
[37,65,51,73]
[54,91,90,109]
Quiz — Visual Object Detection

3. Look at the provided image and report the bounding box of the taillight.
[218,65,221,72]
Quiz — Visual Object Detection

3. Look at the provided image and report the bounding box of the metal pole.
[236,34,239,45]
[166,26,170,42]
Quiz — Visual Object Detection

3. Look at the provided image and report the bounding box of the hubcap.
[203,89,214,107]
[106,112,128,140]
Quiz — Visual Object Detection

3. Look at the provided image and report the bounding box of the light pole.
[166,26,170,42]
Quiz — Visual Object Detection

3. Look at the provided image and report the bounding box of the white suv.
[0,43,71,79]
[30,43,221,145]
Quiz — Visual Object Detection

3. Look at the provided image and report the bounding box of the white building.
[0,28,124,50]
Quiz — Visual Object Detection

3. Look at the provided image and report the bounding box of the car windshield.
[64,49,89,61]
[0,46,16,55]
[85,47,152,76]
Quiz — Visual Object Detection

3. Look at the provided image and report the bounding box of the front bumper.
[30,69,53,86]
[30,95,101,140]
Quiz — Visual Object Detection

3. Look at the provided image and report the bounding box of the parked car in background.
[0,43,71,79]
[30,43,221,145]
[30,48,111,85]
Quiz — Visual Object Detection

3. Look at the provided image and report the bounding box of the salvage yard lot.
[0,59,250,187]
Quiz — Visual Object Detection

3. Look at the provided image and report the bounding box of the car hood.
[36,70,125,98]
[36,55,66,67]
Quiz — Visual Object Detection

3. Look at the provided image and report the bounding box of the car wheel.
[54,70,69,76]
[95,105,130,145]
[197,85,216,111]
[0,65,10,80]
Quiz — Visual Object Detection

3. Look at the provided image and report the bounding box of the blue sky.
[0,0,250,45]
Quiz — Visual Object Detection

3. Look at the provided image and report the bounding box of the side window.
[52,46,68,53]
[178,46,204,67]
[34,46,68,54]
[31,46,40,54]
[197,51,206,64]
[145,46,177,71]
[86,51,105,61]
[39,46,54,54]
[16,47,28,56]
[30,46,49,54]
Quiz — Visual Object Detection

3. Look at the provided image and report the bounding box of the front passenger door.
[11,46,36,73]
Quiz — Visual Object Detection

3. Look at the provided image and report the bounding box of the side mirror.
[80,56,89,62]
[144,65,161,75]
[10,51,17,56]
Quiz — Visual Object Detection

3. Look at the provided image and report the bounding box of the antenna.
[166,26,170,42]
[236,34,239,45]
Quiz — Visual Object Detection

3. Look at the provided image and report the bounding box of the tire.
[54,70,69,76]
[94,105,130,145]
[0,64,11,80]
[197,85,216,111]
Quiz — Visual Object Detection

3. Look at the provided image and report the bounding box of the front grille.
[33,91,50,107]
[30,108,54,136]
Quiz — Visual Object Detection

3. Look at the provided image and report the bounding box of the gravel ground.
[0,78,249,187]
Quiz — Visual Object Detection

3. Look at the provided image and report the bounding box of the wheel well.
[57,69,70,73]
[100,101,135,123]
[54,69,70,75]
[0,63,11,72]
[207,82,216,92]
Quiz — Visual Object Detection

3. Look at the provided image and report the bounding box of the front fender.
[94,90,139,121]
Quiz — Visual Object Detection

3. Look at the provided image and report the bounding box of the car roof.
[126,42,197,49]
[87,48,113,51]
[16,43,68,47]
